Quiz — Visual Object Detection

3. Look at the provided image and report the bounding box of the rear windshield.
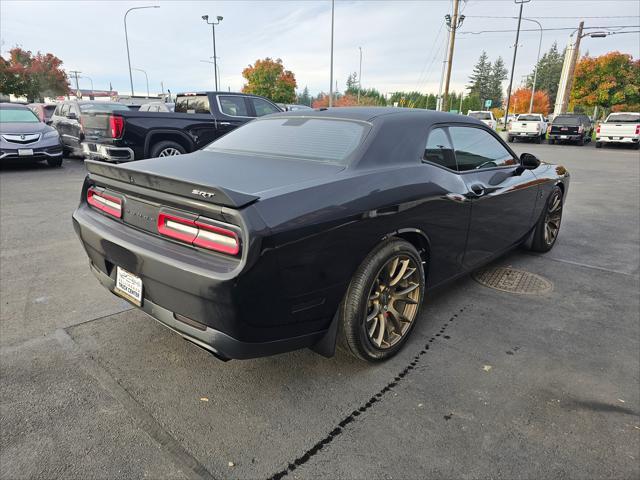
[43,105,56,120]
[79,103,130,112]
[175,95,211,114]
[517,115,540,121]
[553,116,580,126]
[468,112,491,120]
[606,113,640,123]
[0,108,39,123]
[206,117,369,164]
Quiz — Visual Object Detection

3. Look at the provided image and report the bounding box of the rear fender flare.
[144,129,195,157]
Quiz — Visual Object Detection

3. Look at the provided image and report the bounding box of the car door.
[215,95,252,137]
[247,97,281,118]
[447,125,539,269]
[55,103,70,147]
[66,103,82,147]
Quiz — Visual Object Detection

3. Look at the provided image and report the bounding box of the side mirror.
[520,153,541,170]
[45,120,53,126]
[67,112,78,120]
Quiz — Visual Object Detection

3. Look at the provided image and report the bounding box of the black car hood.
[88,149,345,208]
[0,122,51,134]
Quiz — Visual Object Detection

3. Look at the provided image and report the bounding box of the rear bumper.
[72,204,329,359]
[596,136,639,144]
[82,142,135,162]
[549,133,582,141]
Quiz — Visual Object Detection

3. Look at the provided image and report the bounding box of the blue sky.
[1,0,639,97]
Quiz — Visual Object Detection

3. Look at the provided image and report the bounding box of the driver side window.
[449,126,516,171]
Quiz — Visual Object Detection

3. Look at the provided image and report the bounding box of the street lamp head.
[202,15,209,21]
[589,32,607,38]
[217,15,223,21]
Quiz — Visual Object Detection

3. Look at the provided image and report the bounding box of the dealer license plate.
[18,149,33,156]
[114,266,143,306]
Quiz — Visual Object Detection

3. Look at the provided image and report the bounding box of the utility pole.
[329,0,335,107]
[357,46,363,104]
[436,24,451,111]
[442,0,460,112]
[503,0,530,129]
[561,21,584,114]
[69,70,81,98]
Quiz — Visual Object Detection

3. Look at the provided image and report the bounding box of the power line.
[460,25,640,34]
[466,15,639,19]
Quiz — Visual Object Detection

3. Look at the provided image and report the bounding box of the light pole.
[329,0,335,107]
[81,75,93,92]
[132,68,149,98]
[503,0,530,130]
[202,15,223,91]
[124,6,159,97]
[357,46,363,104]
[199,58,221,86]
[520,18,543,113]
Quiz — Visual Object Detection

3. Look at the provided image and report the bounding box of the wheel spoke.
[374,314,386,347]
[368,316,379,337]
[402,267,416,280]
[389,259,409,286]
[387,257,399,281]
[394,282,419,296]
[387,306,408,335]
[367,303,380,322]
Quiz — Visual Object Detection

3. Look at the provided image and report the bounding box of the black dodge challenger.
[72,108,569,362]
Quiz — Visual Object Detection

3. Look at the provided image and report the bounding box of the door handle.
[219,122,231,126]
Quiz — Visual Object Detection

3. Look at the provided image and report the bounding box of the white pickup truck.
[596,112,640,149]
[467,111,497,130]
[507,114,548,143]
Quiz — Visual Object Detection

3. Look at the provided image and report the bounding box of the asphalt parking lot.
[1,141,639,480]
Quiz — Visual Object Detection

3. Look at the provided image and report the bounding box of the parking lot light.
[124,6,160,97]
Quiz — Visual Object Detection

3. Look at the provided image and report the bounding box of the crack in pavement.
[266,305,470,480]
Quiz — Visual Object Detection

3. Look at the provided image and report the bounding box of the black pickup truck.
[81,92,282,162]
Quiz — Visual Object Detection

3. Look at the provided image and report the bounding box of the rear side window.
[469,112,491,120]
[250,97,280,117]
[423,128,456,170]
[449,126,515,171]
[206,117,368,164]
[218,96,249,116]
[175,95,211,114]
[60,104,70,117]
[553,116,579,126]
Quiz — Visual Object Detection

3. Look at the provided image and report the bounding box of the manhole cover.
[472,266,553,295]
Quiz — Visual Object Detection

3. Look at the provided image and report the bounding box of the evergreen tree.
[298,86,311,106]
[467,51,492,103]
[488,56,508,108]
[526,42,565,104]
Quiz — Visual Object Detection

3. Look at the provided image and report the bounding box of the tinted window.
[469,112,491,120]
[218,96,249,116]
[79,103,130,112]
[250,97,280,117]
[0,108,40,123]
[606,113,640,123]
[206,117,368,164]
[449,126,515,171]
[553,116,579,126]
[174,95,211,114]
[517,115,540,121]
[424,128,457,170]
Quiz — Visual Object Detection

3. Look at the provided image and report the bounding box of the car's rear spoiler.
[84,160,260,209]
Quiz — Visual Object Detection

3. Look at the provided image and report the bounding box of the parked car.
[467,110,497,130]
[507,113,548,143]
[81,91,283,162]
[547,113,593,145]
[595,112,640,149]
[0,103,63,167]
[50,101,130,155]
[72,108,570,362]
[138,102,175,112]
[277,104,313,112]
[27,103,57,124]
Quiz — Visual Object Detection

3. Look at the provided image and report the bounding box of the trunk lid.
[86,149,344,209]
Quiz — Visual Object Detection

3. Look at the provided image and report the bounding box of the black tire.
[595,142,602,149]
[530,186,563,253]
[47,157,63,167]
[633,143,640,150]
[576,136,585,146]
[150,140,186,158]
[339,238,425,362]
[535,135,542,144]
[548,138,555,145]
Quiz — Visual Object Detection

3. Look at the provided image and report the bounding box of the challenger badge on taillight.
[87,187,122,218]
[157,212,240,255]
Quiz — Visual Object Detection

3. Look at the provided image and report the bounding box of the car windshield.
[43,105,56,120]
[206,117,369,164]
[469,112,491,120]
[517,115,540,121]
[79,103,130,112]
[553,116,580,126]
[606,113,640,123]
[0,108,39,123]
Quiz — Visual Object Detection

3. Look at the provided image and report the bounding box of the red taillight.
[635,124,640,135]
[87,187,122,218]
[109,115,124,138]
[578,125,584,133]
[157,212,240,255]
[596,125,600,134]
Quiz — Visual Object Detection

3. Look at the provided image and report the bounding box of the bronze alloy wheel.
[544,189,563,246]
[365,255,422,349]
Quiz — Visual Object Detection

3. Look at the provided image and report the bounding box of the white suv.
[467,110,497,130]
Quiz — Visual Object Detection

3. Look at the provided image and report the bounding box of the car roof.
[0,103,29,109]
[269,106,484,125]
[176,91,267,98]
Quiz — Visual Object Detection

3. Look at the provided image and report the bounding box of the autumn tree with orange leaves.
[571,52,639,112]
[241,58,297,103]
[507,87,551,115]
[0,47,69,101]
